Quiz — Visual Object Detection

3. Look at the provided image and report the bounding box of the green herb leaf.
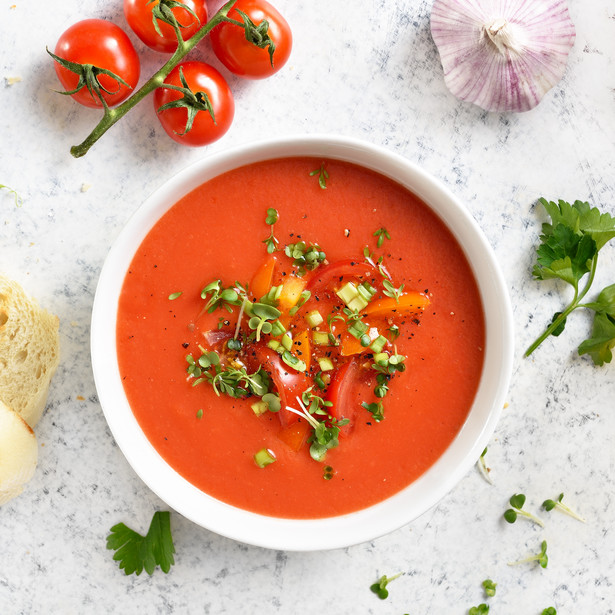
[263,207,280,253]
[168,291,182,300]
[503,493,544,527]
[362,401,384,422]
[542,492,586,522]
[373,227,391,248]
[541,608,557,615]
[382,278,404,303]
[106,511,175,576]
[482,579,496,597]
[369,573,402,600]
[468,604,489,615]
[577,311,615,365]
[1,183,23,207]
[285,241,326,275]
[309,162,329,189]
[508,540,549,568]
[526,198,615,362]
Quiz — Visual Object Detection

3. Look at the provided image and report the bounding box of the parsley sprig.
[526,198,615,364]
[106,511,175,576]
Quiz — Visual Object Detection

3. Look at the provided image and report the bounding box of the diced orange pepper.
[364,291,430,317]
[278,276,308,312]
[277,420,311,451]
[250,255,277,300]
[339,326,380,356]
[293,329,311,371]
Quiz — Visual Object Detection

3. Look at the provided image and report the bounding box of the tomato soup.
[116,157,485,518]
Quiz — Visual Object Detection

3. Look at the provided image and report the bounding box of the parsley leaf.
[106,511,175,576]
[577,311,615,366]
[526,198,615,363]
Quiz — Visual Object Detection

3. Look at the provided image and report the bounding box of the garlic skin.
[430,0,576,113]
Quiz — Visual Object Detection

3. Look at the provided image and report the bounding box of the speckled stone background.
[1,0,615,613]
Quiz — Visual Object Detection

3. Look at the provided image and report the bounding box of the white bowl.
[91,135,513,551]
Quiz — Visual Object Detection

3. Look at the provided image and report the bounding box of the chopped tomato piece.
[306,259,377,293]
[252,345,310,427]
[364,291,430,316]
[325,357,364,434]
[250,255,277,300]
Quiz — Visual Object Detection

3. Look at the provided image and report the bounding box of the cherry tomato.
[53,19,140,108]
[210,0,292,79]
[154,61,234,147]
[124,0,208,53]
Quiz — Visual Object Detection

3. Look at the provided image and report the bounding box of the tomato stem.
[69,0,238,158]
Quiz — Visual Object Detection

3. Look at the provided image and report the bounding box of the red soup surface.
[117,157,485,519]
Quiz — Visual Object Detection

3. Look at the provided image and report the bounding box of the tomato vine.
[53,0,271,158]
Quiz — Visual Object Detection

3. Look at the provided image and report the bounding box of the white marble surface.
[2,0,615,612]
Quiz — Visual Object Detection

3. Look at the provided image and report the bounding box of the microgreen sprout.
[1,183,23,206]
[247,302,281,341]
[382,278,404,303]
[168,291,182,300]
[362,401,384,422]
[323,465,335,480]
[542,608,557,615]
[285,241,326,276]
[327,313,344,346]
[468,605,489,615]
[196,409,203,419]
[286,396,347,462]
[200,279,246,313]
[263,207,279,254]
[542,493,586,523]
[503,493,545,527]
[373,227,391,248]
[508,539,549,568]
[309,162,329,189]
[370,572,402,600]
[477,447,493,484]
[387,323,400,340]
[482,579,496,597]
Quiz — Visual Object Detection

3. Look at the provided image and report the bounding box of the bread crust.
[0,275,60,428]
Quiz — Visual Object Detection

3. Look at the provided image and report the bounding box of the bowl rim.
[91,134,514,551]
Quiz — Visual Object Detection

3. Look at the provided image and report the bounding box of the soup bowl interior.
[91,135,513,551]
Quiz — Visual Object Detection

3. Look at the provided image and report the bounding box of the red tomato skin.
[210,0,292,79]
[154,61,235,147]
[54,19,140,109]
[124,0,208,53]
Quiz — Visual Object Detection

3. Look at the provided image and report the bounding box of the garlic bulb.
[430,0,576,112]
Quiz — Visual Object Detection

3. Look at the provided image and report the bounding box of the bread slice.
[0,274,60,427]
[0,399,38,505]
